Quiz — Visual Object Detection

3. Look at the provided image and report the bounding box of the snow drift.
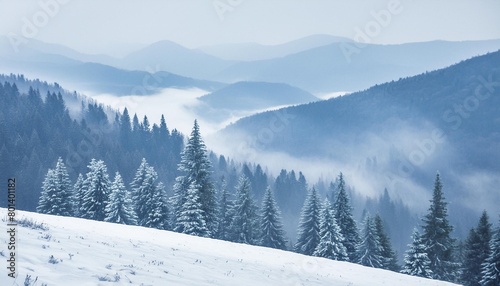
[0,209,458,286]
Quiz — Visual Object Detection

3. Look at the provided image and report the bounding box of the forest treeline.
[1,76,499,284]
[37,121,500,285]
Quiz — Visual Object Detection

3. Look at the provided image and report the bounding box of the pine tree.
[374,214,400,271]
[105,172,137,225]
[37,158,74,216]
[461,211,492,286]
[295,187,321,255]
[313,199,348,260]
[401,229,433,278]
[260,187,287,250]
[171,120,217,235]
[120,107,132,147]
[81,159,111,221]
[176,182,209,237]
[216,179,233,241]
[481,218,500,286]
[356,214,384,268]
[421,173,459,281]
[73,173,85,217]
[37,169,56,213]
[144,182,170,230]
[159,114,170,142]
[333,173,359,261]
[132,161,160,228]
[156,182,171,230]
[230,175,259,244]
[130,158,151,224]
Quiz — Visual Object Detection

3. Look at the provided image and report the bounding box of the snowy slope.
[0,209,458,286]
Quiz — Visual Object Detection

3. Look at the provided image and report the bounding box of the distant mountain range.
[216,51,500,224]
[213,40,500,93]
[2,35,499,97]
[0,37,224,95]
[116,40,236,80]
[198,34,353,61]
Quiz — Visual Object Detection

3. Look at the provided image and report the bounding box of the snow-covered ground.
[1,209,459,286]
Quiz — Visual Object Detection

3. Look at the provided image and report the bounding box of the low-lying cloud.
[88,89,499,217]
[89,88,213,136]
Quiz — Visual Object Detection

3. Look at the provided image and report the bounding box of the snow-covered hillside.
[1,209,458,286]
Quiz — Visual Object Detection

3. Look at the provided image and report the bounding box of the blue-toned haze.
[0,0,498,55]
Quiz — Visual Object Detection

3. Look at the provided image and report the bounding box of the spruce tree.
[37,169,56,214]
[176,182,209,237]
[333,173,359,261]
[421,173,459,281]
[401,229,433,278]
[230,175,259,244]
[295,187,321,255]
[313,199,348,261]
[73,173,85,217]
[37,158,73,216]
[159,114,170,142]
[374,214,400,271]
[141,182,165,229]
[461,211,492,286]
[260,187,287,250]
[120,107,132,147]
[216,179,233,241]
[155,182,171,230]
[481,218,500,286]
[130,158,151,224]
[105,172,137,225]
[134,163,160,228]
[356,214,384,268]
[81,159,111,221]
[171,120,217,235]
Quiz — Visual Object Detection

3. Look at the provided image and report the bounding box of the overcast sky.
[1,0,499,55]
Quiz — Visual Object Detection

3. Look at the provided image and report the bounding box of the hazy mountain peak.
[198,34,353,61]
[199,81,319,111]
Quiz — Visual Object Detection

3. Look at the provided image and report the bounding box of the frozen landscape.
[0,209,458,286]
[1,2,499,286]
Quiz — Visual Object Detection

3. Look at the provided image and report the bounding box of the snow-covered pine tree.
[401,229,433,278]
[230,175,259,244]
[421,173,459,281]
[73,173,85,217]
[145,182,170,230]
[156,182,172,230]
[313,199,348,261]
[295,187,321,255]
[37,169,56,213]
[130,158,151,223]
[137,165,160,228]
[175,182,209,237]
[333,173,359,261]
[171,120,217,236]
[461,211,492,286]
[480,218,500,286]
[37,157,74,216]
[216,178,233,241]
[356,214,384,268]
[81,159,111,221]
[105,172,138,225]
[374,214,400,271]
[260,187,287,250]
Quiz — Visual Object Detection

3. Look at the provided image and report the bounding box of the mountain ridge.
[215,50,500,220]
[214,39,500,93]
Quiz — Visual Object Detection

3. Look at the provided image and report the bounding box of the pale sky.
[1,0,499,55]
